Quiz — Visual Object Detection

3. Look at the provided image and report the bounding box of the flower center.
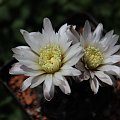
[39,44,62,73]
[83,46,103,69]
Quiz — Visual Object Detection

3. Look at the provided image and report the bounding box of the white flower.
[9,18,83,101]
[67,21,120,94]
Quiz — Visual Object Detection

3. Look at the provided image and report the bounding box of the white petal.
[12,46,29,53]
[63,52,83,67]
[12,46,38,62]
[58,23,69,42]
[20,30,43,53]
[53,72,65,86]
[108,35,119,47]
[43,18,54,35]
[20,30,49,53]
[59,77,71,94]
[25,70,45,76]
[43,74,53,101]
[98,65,120,77]
[49,84,54,100]
[83,20,91,40]
[104,55,120,64]
[60,66,81,76]
[80,34,85,46]
[90,71,94,79]
[103,34,119,53]
[100,30,114,48]
[90,77,99,94]
[101,31,117,53]
[59,24,68,35]
[105,45,120,57]
[21,77,34,91]
[30,74,45,88]
[69,25,80,39]
[60,41,72,53]
[9,62,25,75]
[18,60,40,70]
[20,29,30,42]
[66,25,79,44]
[58,25,69,49]
[58,24,72,53]
[20,65,45,76]
[29,32,48,51]
[53,76,62,86]
[94,71,113,85]
[100,38,110,52]
[93,23,103,42]
[105,30,114,39]
[43,18,57,43]
[63,42,82,63]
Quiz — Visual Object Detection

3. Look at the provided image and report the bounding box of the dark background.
[0,0,120,119]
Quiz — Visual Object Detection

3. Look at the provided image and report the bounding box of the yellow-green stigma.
[39,44,62,73]
[83,46,103,69]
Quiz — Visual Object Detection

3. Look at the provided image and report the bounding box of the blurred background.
[0,0,120,119]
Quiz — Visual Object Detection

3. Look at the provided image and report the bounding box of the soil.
[9,75,48,120]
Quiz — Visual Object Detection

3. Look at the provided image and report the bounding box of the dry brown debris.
[9,75,47,120]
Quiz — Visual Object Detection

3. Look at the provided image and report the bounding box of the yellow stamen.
[83,46,103,69]
[39,44,62,73]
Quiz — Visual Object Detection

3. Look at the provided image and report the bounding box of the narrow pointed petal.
[59,24,68,35]
[59,77,71,94]
[58,24,71,50]
[21,77,34,91]
[60,41,72,53]
[60,66,81,76]
[63,43,82,63]
[95,71,113,85]
[83,20,91,40]
[43,18,57,43]
[98,65,120,77]
[104,55,120,64]
[53,72,65,86]
[49,84,54,100]
[80,34,86,46]
[93,23,103,42]
[58,23,69,42]
[105,30,114,39]
[30,74,45,88]
[70,25,80,40]
[90,77,99,94]
[43,18,54,35]
[43,74,53,101]
[63,52,83,67]
[105,45,120,57]
[109,35,119,47]
[66,25,79,44]
[90,71,94,79]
